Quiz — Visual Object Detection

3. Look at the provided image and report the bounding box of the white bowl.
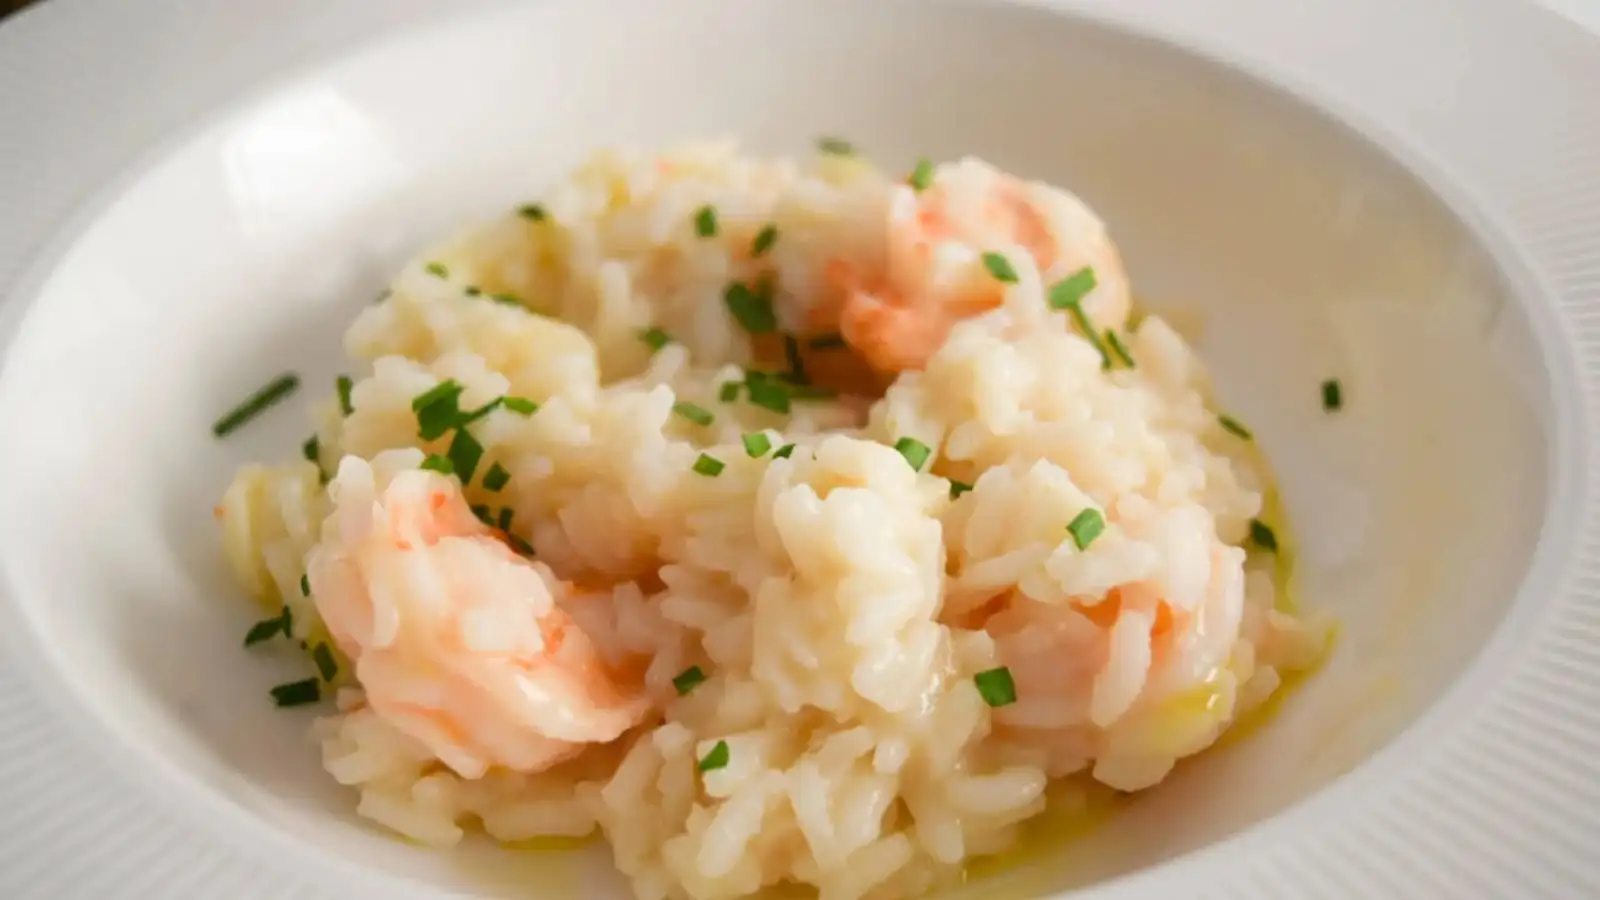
[0,0,1595,898]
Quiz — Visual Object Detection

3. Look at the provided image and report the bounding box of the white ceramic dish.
[0,0,1597,897]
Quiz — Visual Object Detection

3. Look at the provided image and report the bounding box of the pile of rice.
[217,140,1329,900]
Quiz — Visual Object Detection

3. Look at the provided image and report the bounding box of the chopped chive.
[518,204,547,222]
[974,667,1017,707]
[507,533,535,556]
[692,453,726,477]
[471,504,494,527]
[212,373,301,437]
[464,285,482,297]
[482,462,511,492]
[374,289,392,304]
[1047,267,1098,310]
[282,605,294,638]
[724,282,778,334]
[447,428,484,484]
[807,332,847,351]
[718,382,742,403]
[640,327,672,352]
[497,507,513,531]
[1249,519,1279,553]
[503,396,538,416]
[300,574,310,596]
[742,432,773,458]
[336,375,355,416]
[673,666,707,696]
[412,380,466,441]
[698,739,731,772]
[420,454,454,475]
[425,261,449,279]
[672,402,715,427]
[490,292,524,307]
[789,384,835,401]
[243,611,288,647]
[751,224,779,257]
[270,678,321,708]
[745,373,791,414]
[1219,415,1253,440]
[784,335,809,385]
[817,136,855,156]
[1105,330,1135,368]
[694,205,719,238]
[1322,378,1343,411]
[301,435,320,464]
[773,443,797,459]
[949,480,973,499]
[908,157,935,192]
[312,643,338,682]
[458,397,504,427]
[1066,508,1105,550]
[893,437,932,472]
[981,252,1019,284]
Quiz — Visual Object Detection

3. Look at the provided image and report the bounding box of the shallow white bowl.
[0,0,1597,898]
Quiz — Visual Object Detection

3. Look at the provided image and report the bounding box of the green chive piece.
[673,666,707,696]
[464,285,482,297]
[374,289,392,304]
[817,136,855,156]
[751,224,779,257]
[981,252,1019,284]
[1219,415,1253,440]
[482,462,511,493]
[243,612,287,647]
[507,533,535,556]
[692,454,726,477]
[773,443,797,459]
[718,382,742,403]
[270,678,321,708]
[908,157,935,192]
[893,437,932,472]
[1322,378,1343,411]
[490,292,524,307]
[458,397,504,428]
[745,372,792,414]
[412,380,466,441]
[807,333,847,351]
[447,428,484,484]
[640,327,672,352]
[301,435,320,464]
[312,643,338,682]
[784,335,809,385]
[503,396,538,416]
[673,402,715,427]
[1048,267,1098,310]
[694,205,718,238]
[425,261,449,279]
[725,282,778,334]
[300,574,310,596]
[336,375,355,416]
[497,507,513,531]
[518,204,547,222]
[949,480,973,499]
[974,667,1017,707]
[698,739,731,772]
[1105,330,1136,368]
[742,433,773,458]
[1066,508,1105,550]
[471,504,494,527]
[212,373,300,437]
[420,454,454,475]
[1250,519,1279,553]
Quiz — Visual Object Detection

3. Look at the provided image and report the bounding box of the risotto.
[214,139,1330,900]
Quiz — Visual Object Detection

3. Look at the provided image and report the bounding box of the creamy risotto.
[214,139,1330,900]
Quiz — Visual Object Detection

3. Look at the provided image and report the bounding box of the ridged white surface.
[0,0,1597,898]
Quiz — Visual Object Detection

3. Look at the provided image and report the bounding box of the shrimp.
[306,454,652,780]
[827,158,1132,373]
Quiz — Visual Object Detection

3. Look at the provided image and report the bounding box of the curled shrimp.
[827,158,1132,373]
[306,454,652,779]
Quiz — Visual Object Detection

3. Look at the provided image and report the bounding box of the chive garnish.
[1105,330,1136,368]
[817,136,854,156]
[1249,519,1279,553]
[420,454,454,475]
[458,397,504,428]
[471,504,494,527]
[893,437,932,472]
[718,382,742,403]
[724,282,778,334]
[640,327,672,352]
[518,204,547,222]
[336,375,355,416]
[745,373,791,414]
[1219,415,1253,440]
[301,435,320,464]
[270,678,321,708]
[312,643,338,682]
[243,610,289,647]
[692,454,726,477]
[807,333,847,351]
[425,261,449,279]
[673,666,707,696]
[752,224,779,257]
[464,286,482,297]
[673,402,715,427]
[773,443,797,459]
[412,380,466,441]
[503,396,538,416]
[974,667,1017,708]
[784,335,808,384]
[698,739,731,772]
[490,292,524,307]
[981,252,1019,284]
[1047,267,1098,310]
[447,428,484,483]
[694,205,718,238]
[908,157,935,192]
[482,462,511,493]
[212,373,300,437]
[1066,508,1105,550]
[1322,379,1343,411]
[497,507,513,531]
[507,533,535,556]
[949,480,973,499]
[300,574,310,596]
[742,433,773,458]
